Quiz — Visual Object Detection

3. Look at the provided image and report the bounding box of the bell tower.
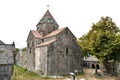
[36,9,59,36]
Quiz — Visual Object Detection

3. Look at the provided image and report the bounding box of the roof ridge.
[44,27,66,38]
[36,39,56,47]
[31,30,43,38]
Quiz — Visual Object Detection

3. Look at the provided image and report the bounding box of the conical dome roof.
[37,10,58,26]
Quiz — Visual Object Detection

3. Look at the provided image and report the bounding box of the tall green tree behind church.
[78,16,120,75]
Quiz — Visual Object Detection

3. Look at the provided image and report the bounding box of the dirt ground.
[63,69,120,80]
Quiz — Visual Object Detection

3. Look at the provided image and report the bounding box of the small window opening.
[66,47,69,55]
[41,39,44,42]
[30,48,31,54]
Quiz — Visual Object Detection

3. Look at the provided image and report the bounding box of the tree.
[78,16,120,75]
[78,35,92,58]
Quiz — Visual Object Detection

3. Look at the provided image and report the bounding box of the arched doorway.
[96,64,100,69]
[91,64,95,69]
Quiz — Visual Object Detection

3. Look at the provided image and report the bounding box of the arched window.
[30,48,31,54]
[66,47,69,55]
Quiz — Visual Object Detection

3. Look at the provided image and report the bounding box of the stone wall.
[34,28,83,76]
[0,64,13,80]
[15,48,27,69]
[46,28,83,76]
[0,43,15,80]
[35,46,48,75]
[27,32,36,71]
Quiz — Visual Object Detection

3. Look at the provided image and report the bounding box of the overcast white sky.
[0,0,120,48]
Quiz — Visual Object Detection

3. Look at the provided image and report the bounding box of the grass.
[12,65,119,80]
[0,50,5,54]
[13,65,38,77]
[12,65,64,80]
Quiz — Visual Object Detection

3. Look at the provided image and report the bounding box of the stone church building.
[27,9,83,76]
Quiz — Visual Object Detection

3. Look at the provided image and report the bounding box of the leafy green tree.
[78,16,120,75]
[78,35,92,58]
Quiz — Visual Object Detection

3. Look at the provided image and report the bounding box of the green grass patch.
[12,65,64,80]
[13,65,39,77]
[0,50,5,54]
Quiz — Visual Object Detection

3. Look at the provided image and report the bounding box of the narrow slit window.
[30,48,31,54]
[66,47,69,55]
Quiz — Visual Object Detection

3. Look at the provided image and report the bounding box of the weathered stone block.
[0,41,15,80]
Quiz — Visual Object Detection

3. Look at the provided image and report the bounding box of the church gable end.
[27,30,34,42]
[54,27,82,74]
[56,27,77,42]
[27,30,42,42]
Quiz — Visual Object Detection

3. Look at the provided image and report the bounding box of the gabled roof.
[36,10,58,26]
[36,39,56,47]
[27,30,43,42]
[44,27,66,38]
[84,56,98,62]
[31,30,43,38]
[0,40,4,45]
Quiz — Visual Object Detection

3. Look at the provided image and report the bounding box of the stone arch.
[96,64,100,69]
[91,64,95,69]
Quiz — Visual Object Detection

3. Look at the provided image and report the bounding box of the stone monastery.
[26,9,83,76]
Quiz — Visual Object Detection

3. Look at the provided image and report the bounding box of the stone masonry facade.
[0,40,15,80]
[26,9,83,76]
